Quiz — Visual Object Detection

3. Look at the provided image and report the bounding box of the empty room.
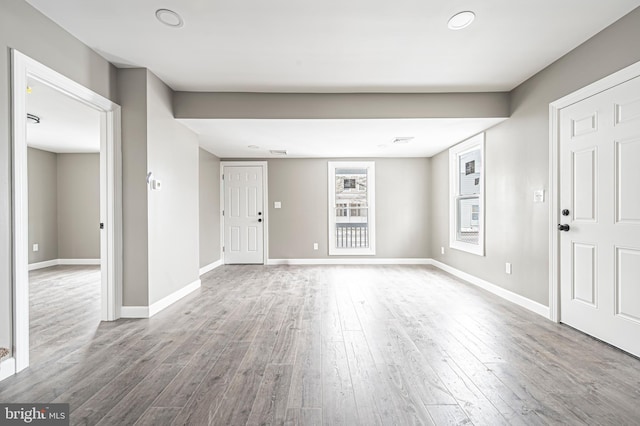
[1,1,640,425]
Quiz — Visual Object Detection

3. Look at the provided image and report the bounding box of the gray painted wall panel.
[28,148,58,264]
[262,158,431,259]
[174,92,510,119]
[0,0,116,355]
[117,68,149,306]
[147,71,200,305]
[57,153,100,259]
[199,149,221,268]
[429,7,640,306]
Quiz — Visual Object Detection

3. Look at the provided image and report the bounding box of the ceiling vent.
[392,137,414,144]
[269,149,288,155]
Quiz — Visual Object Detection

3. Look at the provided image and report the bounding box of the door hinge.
[222,246,225,252]
[99,222,104,229]
[222,174,224,180]
[222,210,224,216]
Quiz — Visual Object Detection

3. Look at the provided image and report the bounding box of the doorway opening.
[11,50,122,375]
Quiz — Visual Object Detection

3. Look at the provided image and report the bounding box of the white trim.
[268,258,431,265]
[199,259,223,276]
[27,259,59,271]
[149,279,201,317]
[548,60,640,323]
[28,259,101,270]
[0,357,16,382]
[120,279,201,318]
[11,50,123,375]
[328,161,376,256]
[449,133,485,256]
[220,161,269,265]
[59,258,101,265]
[429,260,550,318]
[120,306,150,319]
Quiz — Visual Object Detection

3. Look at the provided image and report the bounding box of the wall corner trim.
[199,259,223,276]
[0,357,16,382]
[429,259,550,318]
[121,279,202,319]
[267,258,431,265]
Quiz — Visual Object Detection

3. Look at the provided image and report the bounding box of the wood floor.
[1,264,640,425]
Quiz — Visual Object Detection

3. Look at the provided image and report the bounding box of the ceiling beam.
[173,92,510,120]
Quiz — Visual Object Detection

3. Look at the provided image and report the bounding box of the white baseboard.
[28,258,100,271]
[267,258,431,265]
[0,357,16,381]
[428,259,550,318]
[149,279,201,317]
[28,259,58,270]
[199,259,223,276]
[120,306,150,318]
[121,279,201,319]
[59,258,100,265]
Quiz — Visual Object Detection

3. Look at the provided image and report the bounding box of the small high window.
[449,134,485,256]
[328,161,376,255]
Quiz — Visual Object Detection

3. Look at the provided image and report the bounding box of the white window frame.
[449,133,485,256]
[328,161,376,256]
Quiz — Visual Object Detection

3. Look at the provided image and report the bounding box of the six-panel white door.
[223,166,264,264]
[560,76,640,357]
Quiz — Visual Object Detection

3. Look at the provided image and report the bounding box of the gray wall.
[264,158,431,259]
[57,153,100,259]
[174,92,510,119]
[28,149,99,263]
[146,71,200,305]
[199,149,221,268]
[0,0,117,355]
[430,7,640,306]
[117,68,149,306]
[28,148,58,263]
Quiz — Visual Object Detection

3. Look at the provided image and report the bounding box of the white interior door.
[559,75,640,357]
[224,165,264,264]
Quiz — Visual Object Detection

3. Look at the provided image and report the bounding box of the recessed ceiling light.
[392,137,414,144]
[155,9,184,28]
[248,145,260,149]
[448,11,475,30]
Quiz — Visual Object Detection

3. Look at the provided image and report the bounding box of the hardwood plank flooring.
[2,264,640,425]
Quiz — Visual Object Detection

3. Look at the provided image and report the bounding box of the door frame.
[548,60,640,323]
[220,161,269,264]
[12,50,123,373]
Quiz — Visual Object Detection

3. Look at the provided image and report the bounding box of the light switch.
[274,201,281,209]
[313,243,319,250]
[534,190,545,203]
[506,262,512,274]
[33,243,39,252]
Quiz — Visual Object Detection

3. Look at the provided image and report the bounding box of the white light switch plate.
[274,201,281,209]
[33,243,39,252]
[313,243,319,250]
[534,190,545,203]
[506,262,512,274]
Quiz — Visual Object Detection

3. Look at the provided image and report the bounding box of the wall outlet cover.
[441,246,445,255]
[506,262,512,274]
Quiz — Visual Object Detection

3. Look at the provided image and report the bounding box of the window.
[449,133,484,255]
[328,161,376,255]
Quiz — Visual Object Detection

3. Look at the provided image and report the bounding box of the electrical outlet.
[313,243,319,250]
[506,262,512,274]
[441,246,445,255]
[534,189,545,203]
[33,243,39,252]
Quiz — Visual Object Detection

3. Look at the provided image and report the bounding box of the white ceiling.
[179,118,506,158]
[25,0,640,93]
[26,78,101,153]
[23,0,640,158]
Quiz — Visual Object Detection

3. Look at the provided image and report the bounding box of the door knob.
[557,224,570,232]
[258,218,262,223]
[562,209,570,216]
[258,212,262,215]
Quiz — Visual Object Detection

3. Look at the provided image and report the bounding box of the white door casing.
[222,163,267,264]
[558,75,640,357]
[11,50,123,374]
